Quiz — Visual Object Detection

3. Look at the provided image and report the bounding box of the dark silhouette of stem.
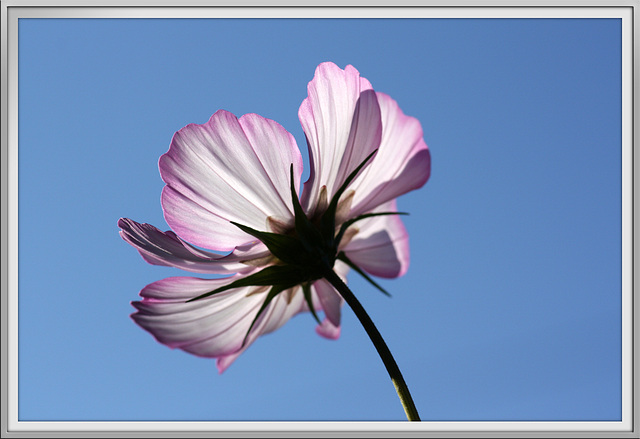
[322,268,421,421]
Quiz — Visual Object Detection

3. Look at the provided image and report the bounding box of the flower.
[119,62,431,373]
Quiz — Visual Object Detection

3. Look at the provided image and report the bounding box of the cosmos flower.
[119,62,430,374]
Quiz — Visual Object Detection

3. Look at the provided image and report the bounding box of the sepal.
[230,221,307,266]
[302,282,322,324]
[335,211,408,247]
[186,264,306,302]
[289,165,324,251]
[320,149,378,245]
[242,284,288,347]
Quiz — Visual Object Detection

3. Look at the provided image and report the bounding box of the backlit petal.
[131,275,305,373]
[313,278,342,328]
[299,62,382,216]
[312,260,349,339]
[118,218,269,274]
[160,110,303,251]
[342,200,410,278]
[315,319,341,340]
[349,92,431,216]
[215,287,304,373]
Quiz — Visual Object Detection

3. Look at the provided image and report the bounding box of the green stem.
[322,268,421,421]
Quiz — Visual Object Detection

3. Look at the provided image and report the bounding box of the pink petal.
[313,277,342,327]
[299,62,382,216]
[215,288,303,373]
[160,110,303,252]
[342,199,410,278]
[311,260,350,340]
[349,92,431,217]
[131,275,305,373]
[315,319,341,340]
[118,218,269,274]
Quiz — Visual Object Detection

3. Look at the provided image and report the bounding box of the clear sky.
[17,17,622,422]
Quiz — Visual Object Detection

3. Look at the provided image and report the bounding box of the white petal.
[342,200,410,278]
[214,288,304,373]
[130,275,304,373]
[313,277,342,327]
[118,218,269,274]
[160,110,303,251]
[298,62,382,216]
[349,92,431,216]
[310,260,350,339]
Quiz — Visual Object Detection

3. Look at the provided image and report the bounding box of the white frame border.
[1,2,636,438]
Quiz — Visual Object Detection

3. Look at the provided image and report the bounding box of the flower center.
[186,150,400,343]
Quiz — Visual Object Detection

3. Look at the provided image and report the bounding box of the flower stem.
[322,268,421,421]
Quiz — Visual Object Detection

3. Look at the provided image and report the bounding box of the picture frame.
[1,1,635,437]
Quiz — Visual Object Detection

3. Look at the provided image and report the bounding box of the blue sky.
[17,17,621,422]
